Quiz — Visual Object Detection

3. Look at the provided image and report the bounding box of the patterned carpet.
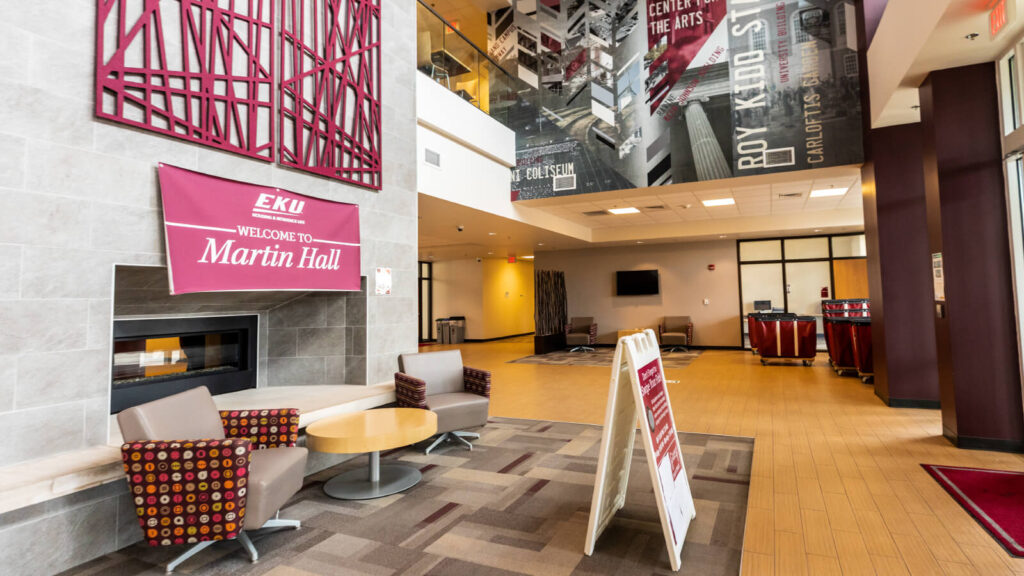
[62,418,752,576]
[509,349,702,369]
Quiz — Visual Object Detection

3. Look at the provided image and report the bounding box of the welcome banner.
[158,164,361,294]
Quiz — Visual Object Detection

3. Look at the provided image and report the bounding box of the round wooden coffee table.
[306,408,437,500]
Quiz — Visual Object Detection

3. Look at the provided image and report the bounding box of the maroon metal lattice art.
[280,0,382,189]
[96,1,275,161]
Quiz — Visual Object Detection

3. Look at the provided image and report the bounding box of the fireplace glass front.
[111,315,258,412]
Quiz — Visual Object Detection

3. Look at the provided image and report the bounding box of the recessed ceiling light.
[521,255,535,259]
[814,229,822,233]
[719,235,727,239]
[537,242,544,246]
[636,241,644,244]
[702,198,735,207]
[607,207,640,215]
[487,251,494,255]
[488,232,496,236]
[809,187,846,198]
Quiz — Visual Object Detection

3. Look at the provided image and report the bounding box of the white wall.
[535,241,741,346]
[432,259,484,339]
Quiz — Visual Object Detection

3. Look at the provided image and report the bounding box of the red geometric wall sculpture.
[95,1,275,161]
[280,0,382,189]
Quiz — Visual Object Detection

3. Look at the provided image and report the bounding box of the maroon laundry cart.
[747,314,760,354]
[850,317,874,383]
[757,315,817,366]
[749,313,797,355]
[827,317,858,375]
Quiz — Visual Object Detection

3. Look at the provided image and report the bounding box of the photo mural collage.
[488,0,863,200]
[95,0,382,190]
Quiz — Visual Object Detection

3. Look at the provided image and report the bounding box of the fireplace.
[110,315,258,413]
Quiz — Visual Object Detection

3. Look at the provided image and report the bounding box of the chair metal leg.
[453,434,473,450]
[424,433,449,455]
[569,346,595,352]
[165,540,216,574]
[261,517,301,530]
[237,532,258,563]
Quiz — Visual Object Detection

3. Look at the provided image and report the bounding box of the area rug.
[922,464,1024,557]
[63,418,752,575]
[510,348,702,369]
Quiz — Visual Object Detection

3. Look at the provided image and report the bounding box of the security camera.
[476,257,482,263]
[457,225,465,232]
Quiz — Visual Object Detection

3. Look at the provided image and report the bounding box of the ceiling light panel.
[607,207,641,214]
[702,198,736,207]
[809,188,847,198]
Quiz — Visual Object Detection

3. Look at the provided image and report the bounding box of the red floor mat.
[922,464,1024,556]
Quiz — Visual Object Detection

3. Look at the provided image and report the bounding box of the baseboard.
[689,345,745,351]
[464,332,535,343]
[886,398,941,409]
[949,434,1024,453]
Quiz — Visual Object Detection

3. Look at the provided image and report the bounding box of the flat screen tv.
[616,270,659,296]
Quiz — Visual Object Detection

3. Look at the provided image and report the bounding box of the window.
[751,20,767,52]
[843,52,859,77]
[792,11,812,44]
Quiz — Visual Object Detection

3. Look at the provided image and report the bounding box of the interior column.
[684,100,731,181]
[920,63,1024,451]
[861,123,940,407]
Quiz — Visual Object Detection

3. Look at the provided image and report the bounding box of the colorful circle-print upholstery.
[220,408,300,449]
[121,438,251,546]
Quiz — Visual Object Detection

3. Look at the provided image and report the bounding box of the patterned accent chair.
[659,316,694,353]
[117,386,306,573]
[395,349,490,454]
[565,316,598,352]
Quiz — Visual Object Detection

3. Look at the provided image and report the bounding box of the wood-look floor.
[420,338,1024,575]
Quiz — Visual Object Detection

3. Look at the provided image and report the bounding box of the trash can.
[435,317,451,344]
[448,316,466,344]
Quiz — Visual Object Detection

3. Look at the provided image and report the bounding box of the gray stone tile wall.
[0,0,418,572]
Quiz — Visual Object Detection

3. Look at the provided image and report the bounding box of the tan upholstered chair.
[660,316,693,352]
[565,316,597,352]
[395,350,490,454]
[117,387,307,573]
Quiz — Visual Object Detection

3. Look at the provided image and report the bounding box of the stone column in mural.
[685,100,731,181]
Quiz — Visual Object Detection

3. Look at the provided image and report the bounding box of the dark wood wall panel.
[921,63,1024,450]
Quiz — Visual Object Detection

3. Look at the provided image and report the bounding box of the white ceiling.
[419,166,866,261]
[534,174,862,229]
[877,0,1024,127]
[419,195,590,261]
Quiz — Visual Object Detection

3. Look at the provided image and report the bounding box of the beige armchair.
[660,316,693,352]
[565,316,597,352]
[396,350,490,454]
[117,387,306,573]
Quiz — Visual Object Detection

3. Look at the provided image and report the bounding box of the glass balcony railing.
[416,0,523,125]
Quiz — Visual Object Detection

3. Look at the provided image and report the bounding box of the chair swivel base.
[323,451,422,500]
[663,346,689,353]
[424,430,480,454]
[569,346,594,352]
[164,516,301,573]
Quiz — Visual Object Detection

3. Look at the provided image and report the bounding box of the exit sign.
[992,0,1008,38]
[508,256,516,263]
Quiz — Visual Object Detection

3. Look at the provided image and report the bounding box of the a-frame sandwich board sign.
[583,329,696,571]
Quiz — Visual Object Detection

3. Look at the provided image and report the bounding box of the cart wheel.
[760,359,767,366]
[803,360,813,367]
[861,376,873,384]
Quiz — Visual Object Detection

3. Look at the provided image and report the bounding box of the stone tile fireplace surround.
[0,1,419,573]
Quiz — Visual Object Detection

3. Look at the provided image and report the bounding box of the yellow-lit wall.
[432,258,534,340]
[482,259,534,338]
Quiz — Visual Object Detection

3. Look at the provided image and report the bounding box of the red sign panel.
[638,358,684,481]
[158,165,361,294]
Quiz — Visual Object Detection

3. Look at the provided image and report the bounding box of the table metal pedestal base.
[323,451,422,500]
